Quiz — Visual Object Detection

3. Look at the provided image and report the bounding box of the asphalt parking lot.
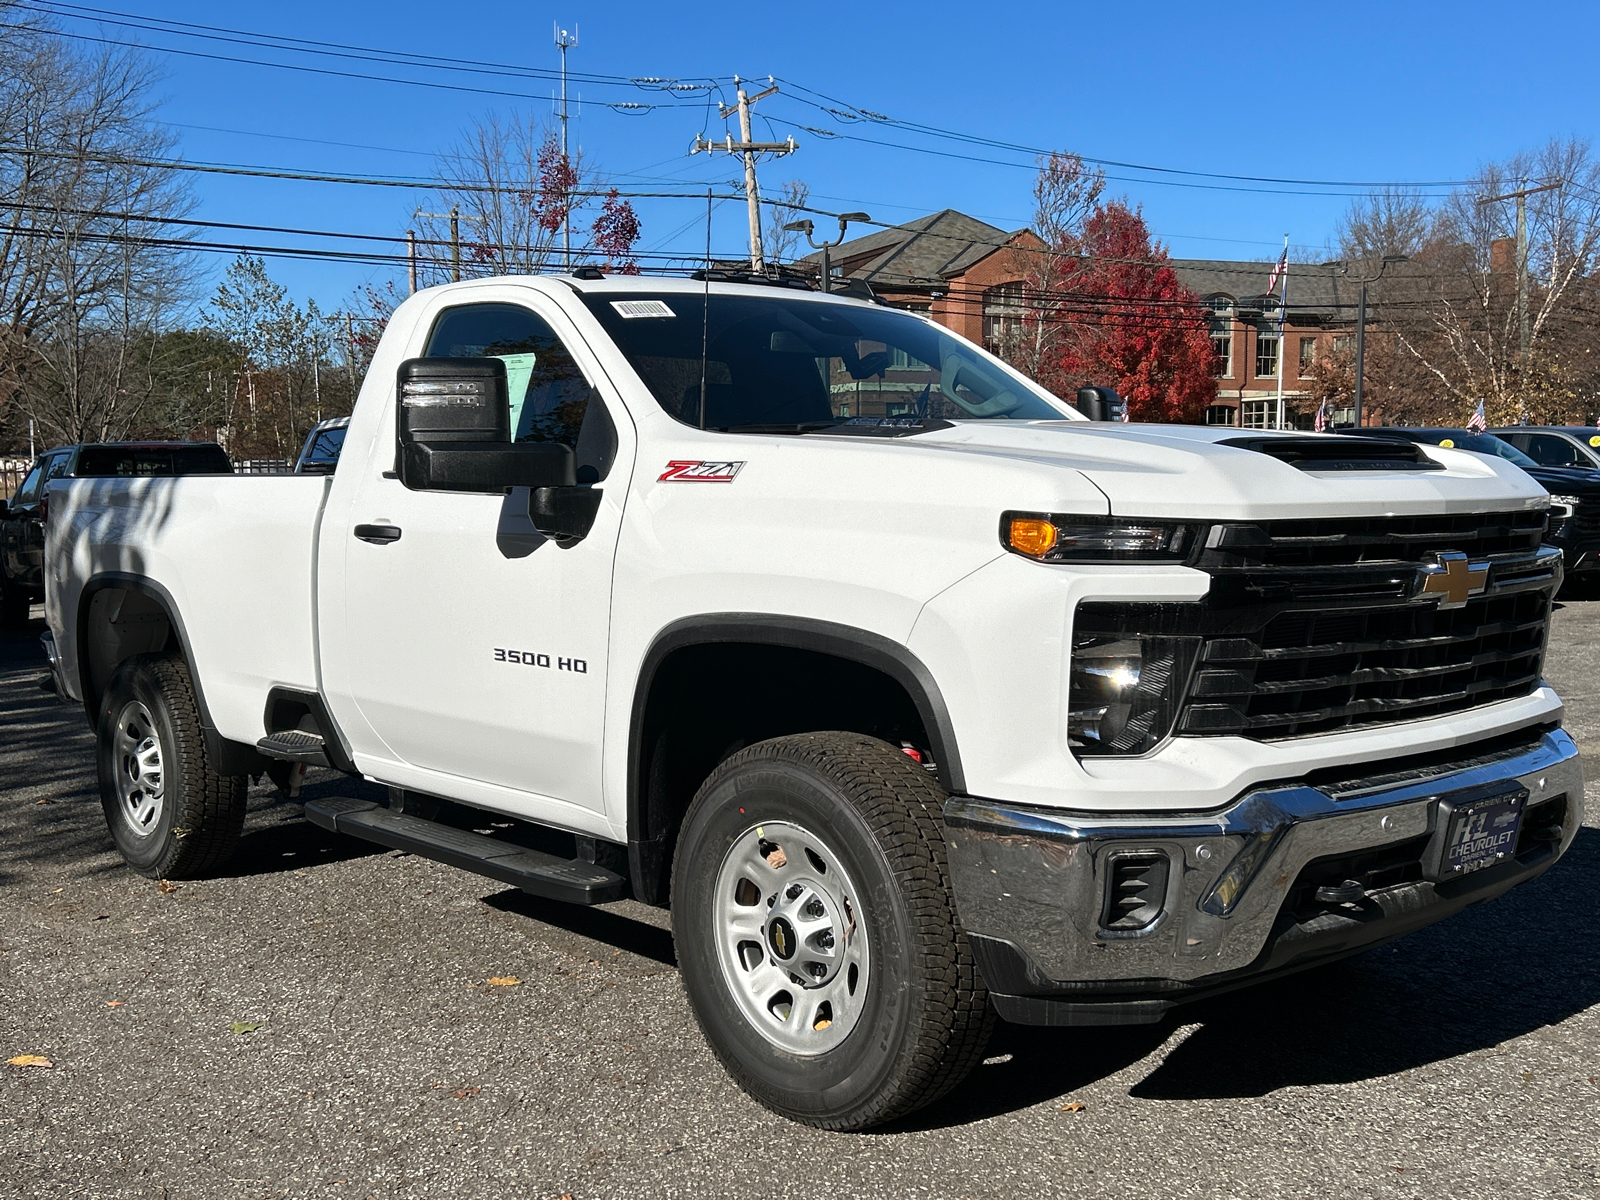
[3,598,1598,1200]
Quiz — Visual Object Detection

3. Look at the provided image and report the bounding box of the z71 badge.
[658,460,744,483]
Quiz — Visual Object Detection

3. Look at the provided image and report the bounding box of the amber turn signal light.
[1008,517,1058,558]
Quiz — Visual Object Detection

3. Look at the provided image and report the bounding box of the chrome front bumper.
[945,727,1583,1023]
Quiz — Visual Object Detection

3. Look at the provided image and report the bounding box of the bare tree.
[1383,139,1600,421]
[1338,187,1439,263]
[0,3,193,447]
[763,180,810,265]
[1001,152,1105,391]
[414,112,639,283]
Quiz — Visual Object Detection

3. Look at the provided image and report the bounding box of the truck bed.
[48,474,329,744]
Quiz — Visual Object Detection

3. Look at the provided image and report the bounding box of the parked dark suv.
[1,441,232,626]
[1342,427,1600,579]
[1492,426,1600,471]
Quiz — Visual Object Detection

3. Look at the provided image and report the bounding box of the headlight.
[1003,513,1198,563]
[1548,494,1580,519]
[1068,632,1199,755]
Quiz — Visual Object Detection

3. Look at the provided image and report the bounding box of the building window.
[1209,319,1232,377]
[982,283,1025,355]
[1255,333,1279,379]
[1241,398,1275,428]
[1298,336,1317,377]
[1333,334,1352,354]
[1204,403,1237,426]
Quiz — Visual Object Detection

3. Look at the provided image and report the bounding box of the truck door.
[334,293,632,816]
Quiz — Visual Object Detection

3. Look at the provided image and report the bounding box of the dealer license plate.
[1430,787,1526,880]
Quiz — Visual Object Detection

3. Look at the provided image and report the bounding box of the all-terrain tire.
[95,653,248,878]
[672,732,993,1130]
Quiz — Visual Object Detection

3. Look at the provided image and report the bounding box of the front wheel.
[672,733,992,1130]
[95,654,248,878]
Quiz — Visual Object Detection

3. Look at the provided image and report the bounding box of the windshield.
[1406,431,1539,468]
[581,292,1070,430]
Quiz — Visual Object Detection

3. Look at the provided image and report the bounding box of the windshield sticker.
[659,460,744,483]
[1591,435,1600,447]
[1439,438,1455,448]
[612,299,675,319]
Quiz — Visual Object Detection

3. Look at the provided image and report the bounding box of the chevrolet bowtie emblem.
[1416,551,1489,608]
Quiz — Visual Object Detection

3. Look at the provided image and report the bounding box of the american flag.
[1467,399,1487,432]
[1314,400,1328,433]
[1265,249,1288,298]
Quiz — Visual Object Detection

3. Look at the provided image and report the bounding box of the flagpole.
[1275,233,1287,430]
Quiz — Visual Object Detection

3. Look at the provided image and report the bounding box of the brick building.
[799,211,1376,427]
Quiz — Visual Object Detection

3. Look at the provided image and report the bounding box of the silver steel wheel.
[111,700,165,837]
[711,820,871,1056]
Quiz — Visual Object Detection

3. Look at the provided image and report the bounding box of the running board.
[302,797,627,905]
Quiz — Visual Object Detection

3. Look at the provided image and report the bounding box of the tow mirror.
[395,357,575,492]
[1074,386,1126,422]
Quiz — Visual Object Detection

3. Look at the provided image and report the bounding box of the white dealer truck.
[42,273,1582,1129]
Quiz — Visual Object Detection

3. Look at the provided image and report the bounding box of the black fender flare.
[625,613,965,899]
[76,572,266,776]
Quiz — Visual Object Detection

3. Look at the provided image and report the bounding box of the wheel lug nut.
[816,930,833,948]
[805,899,825,918]
[809,963,826,979]
[785,884,804,900]
[767,895,776,907]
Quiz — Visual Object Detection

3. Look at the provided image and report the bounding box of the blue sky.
[41,0,1600,314]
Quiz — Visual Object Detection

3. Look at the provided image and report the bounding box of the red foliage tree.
[591,188,641,275]
[1050,202,1216,422]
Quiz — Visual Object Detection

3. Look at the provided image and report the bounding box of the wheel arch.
[625,614,964,903]
[76,572,264,775]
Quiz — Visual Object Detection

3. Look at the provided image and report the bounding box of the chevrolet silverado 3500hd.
[42,273,1582,1130]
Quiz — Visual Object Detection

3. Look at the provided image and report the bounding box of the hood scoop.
[1220,436,1443,472]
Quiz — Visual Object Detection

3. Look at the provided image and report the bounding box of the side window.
[13,463,44,505]
[423,302,615,480]
[1526,435,1580,467]
[44,453,73,481]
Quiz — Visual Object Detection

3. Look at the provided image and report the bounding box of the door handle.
[354,523,402,544]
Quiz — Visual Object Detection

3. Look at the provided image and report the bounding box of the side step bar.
[257,730,330,767]
[303,796,627,905]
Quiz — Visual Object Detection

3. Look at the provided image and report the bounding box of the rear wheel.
[672,732,992,1130]
[95,654,248,878]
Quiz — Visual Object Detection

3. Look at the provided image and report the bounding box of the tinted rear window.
[75,445,233,477]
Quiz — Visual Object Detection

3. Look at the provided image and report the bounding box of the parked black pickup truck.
[1,441,232,626]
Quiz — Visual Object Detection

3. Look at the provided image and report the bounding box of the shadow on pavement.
[898,826,1600,1128]
[483,889,678,966]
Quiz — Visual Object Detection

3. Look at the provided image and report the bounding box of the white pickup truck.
[43,272,1582,1130]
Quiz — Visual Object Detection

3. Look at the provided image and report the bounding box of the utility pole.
[345,313,356,393]
[555,23,578,271]
[415,206,483,283]
[1478,179,1560,362]
[691,77,797,271]
[406,231,418,294]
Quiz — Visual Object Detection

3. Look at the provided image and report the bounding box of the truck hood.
[899,421,1551,520]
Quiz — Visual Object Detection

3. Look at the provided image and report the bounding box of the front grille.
[1576,503,1600,538]
[1073,510,1558,746]
[1182,588,1551,738]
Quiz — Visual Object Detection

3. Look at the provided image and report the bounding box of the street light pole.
[1328,255,1408,428]
[784,211,871,293]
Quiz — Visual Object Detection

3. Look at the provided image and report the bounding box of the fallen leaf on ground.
[766,846,787,868]
[33,798,52,805]
[1059,1101,1086,1112]
[93,914,109,921]
[486,976,521,987]
[7,1055,53,1069]
[450,1087,481,1099]
[156,880,178,895]
[230,1022,261,1035]
[104,1001,124,1008]
[813,1019,832,1031]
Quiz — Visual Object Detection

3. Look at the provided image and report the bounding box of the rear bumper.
[944,726,1583,1025]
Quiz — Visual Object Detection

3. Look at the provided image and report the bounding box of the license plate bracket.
[1422,780,1528,882]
